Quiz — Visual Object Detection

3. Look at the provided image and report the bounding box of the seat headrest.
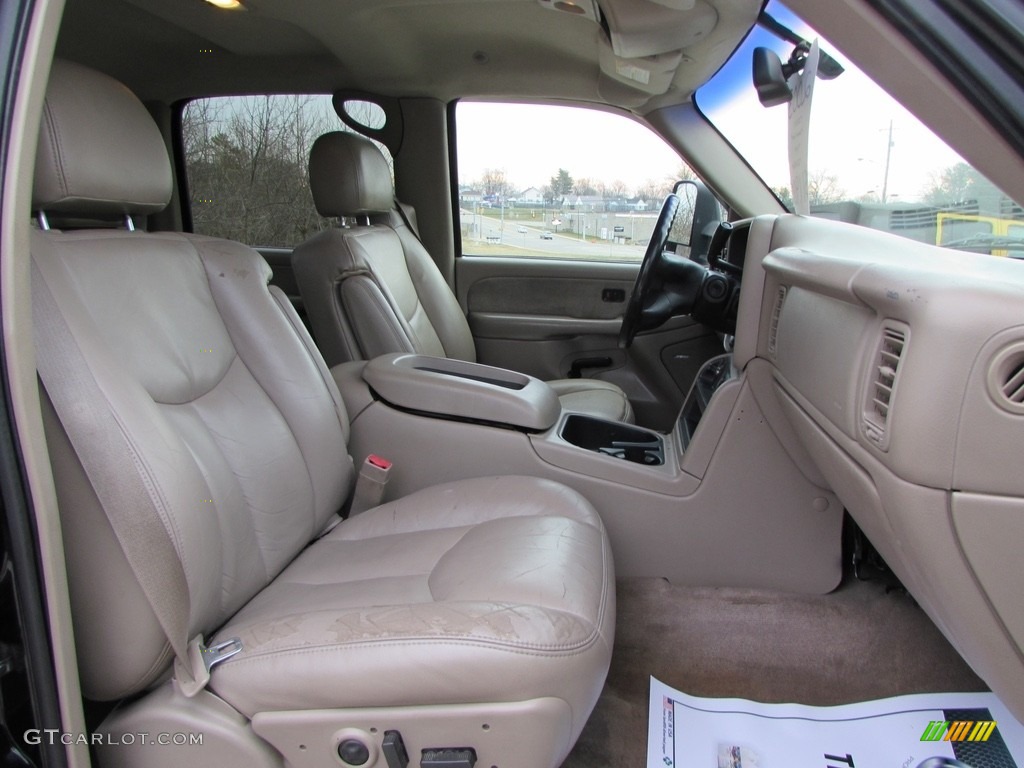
[33,60,172,217]
[309,132,394,217]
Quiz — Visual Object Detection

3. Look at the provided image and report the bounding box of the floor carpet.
[563,577,986,768]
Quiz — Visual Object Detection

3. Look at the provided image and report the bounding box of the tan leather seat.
[33,60,614,768]
[292,131,634,424]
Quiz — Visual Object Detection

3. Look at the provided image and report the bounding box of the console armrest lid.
[363,354,561,431]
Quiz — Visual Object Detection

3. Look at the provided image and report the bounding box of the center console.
[560,415,665,466]
[678,354,734,450]
[341,352,741,496]
[333,350,841,594]
[362,353,560,432]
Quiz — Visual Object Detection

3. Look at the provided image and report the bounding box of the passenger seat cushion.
[548,378,635,423]
[208,476,615,737]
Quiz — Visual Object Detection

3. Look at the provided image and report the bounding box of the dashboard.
[733,213,1024,721]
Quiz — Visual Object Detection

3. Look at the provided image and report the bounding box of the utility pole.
[881,119,894,204]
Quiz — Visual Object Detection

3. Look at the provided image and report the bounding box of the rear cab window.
[454,101,695,262]
[181,95,392,248]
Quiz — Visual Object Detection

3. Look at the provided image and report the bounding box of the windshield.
[697,1,1024,259]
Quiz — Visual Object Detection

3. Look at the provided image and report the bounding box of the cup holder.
[560,414,664,466]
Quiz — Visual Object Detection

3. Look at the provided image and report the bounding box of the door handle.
[568,356,613,378]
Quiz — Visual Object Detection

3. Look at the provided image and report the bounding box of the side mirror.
[753,47,792,107]
[670,179,721,264]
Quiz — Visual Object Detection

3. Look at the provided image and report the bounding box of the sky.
[455,102,684,194]
[194,1,995,208]
[454,7,972,206]
[695,1,968,204]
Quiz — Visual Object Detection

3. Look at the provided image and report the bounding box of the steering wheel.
[618,193,680,348]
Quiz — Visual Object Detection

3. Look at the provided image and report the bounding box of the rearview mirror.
[753,47,792,107]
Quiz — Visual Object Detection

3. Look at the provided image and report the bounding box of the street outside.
[461,209,655,261]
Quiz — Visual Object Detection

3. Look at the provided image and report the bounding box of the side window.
[455,102,693,262]
[181,95,393,247]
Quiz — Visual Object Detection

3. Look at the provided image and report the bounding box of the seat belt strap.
[394,198,423,242]
[30,257,234,696]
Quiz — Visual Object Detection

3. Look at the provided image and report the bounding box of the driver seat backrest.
[292,131,635,423]
[293,131,476,367]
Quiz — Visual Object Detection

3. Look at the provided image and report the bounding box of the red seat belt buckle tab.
[350,454,393,515]
[367,454,392,470]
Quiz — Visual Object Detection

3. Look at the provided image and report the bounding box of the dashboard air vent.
[863,323,909,449]
[987,342,1024,415]
[768,286,787,358]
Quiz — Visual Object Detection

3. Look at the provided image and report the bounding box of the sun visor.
[535,0,602,24]
[597,38,685,99]
[600,0,717,59]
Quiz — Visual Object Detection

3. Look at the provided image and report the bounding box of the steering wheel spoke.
[619,194,679,348]
[619,196,739,347]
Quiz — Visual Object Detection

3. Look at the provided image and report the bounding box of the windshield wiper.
[942,233,1024,253]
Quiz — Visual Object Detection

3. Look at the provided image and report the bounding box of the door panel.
[457,257,635,380]
[470,314,621,340]
[468,275,633,321]
[456,256,723,430]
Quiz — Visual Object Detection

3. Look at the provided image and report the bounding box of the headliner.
[54,0,762,111]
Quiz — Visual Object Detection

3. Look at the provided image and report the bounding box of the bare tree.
[635,177,674,202]
[773,186,794,209]
[183,95,377,247]
[607,179,628,200]
[573,177,597,196]
[922,162,1001,207]
[808,170,846,206]
[480,168,511,199]
[674,165,698,183]
[181,98,224,166]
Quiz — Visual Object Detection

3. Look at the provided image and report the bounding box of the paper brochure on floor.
[648,676,1024,768]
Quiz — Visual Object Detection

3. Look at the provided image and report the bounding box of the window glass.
[342,100,387,131]
[182,95,393,247]
[696,1,1024,259]
[455,102,694,262]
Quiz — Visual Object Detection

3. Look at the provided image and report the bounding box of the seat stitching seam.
[214,628,603,663]
[425,525,476,603]
[42,99,70,200]
[345,277,416,354]
[190,237,322,570]
[223,515,611,662]
[269,286,349,436]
